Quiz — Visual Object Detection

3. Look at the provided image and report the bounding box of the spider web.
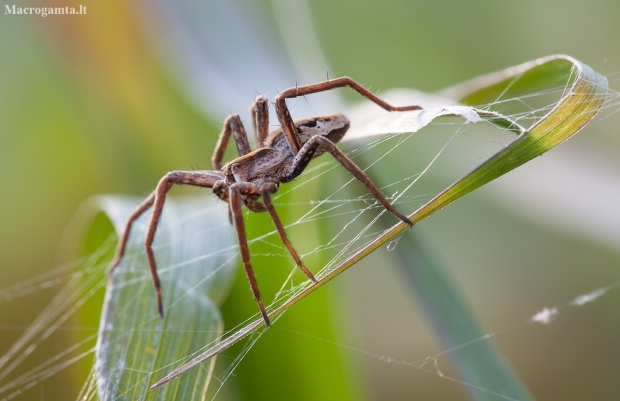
[1,77,619,401]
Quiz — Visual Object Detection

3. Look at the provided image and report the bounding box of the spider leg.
[229,182,272,326]
[212,115,252,170]
[275,77,422,154]
[108,193,156,275]
[109,170,224,318]
[285,135,413,226]
[250,95,269,147]
[261,183,317,283]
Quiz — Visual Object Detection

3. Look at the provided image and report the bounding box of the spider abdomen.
[266,114,350,157]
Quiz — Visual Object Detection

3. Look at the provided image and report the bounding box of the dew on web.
[531,307,559,324]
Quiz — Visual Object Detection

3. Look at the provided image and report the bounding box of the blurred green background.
[1,0,619,400]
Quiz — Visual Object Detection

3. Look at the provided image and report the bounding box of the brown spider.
[108,77,421,326]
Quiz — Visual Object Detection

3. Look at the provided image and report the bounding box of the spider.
[108,77,421,326]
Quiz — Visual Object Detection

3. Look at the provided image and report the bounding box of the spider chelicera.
[108,77,421,326]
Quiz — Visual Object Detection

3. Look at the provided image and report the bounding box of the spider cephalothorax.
[109,77,421,326]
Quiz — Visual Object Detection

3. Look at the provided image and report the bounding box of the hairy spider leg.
[261,183,317,282]
[212,115,252,170]
[213,96,271,171]
[108,170,224,317]
[228,181,318,327]
[228,182,272,326]
[108,193,156,274]
[250,95,269,146]
[285,135,414,226]
[275,76,422,155]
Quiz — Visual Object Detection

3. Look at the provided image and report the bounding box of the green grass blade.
[92,196,237,400]
[394,230,534,401]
